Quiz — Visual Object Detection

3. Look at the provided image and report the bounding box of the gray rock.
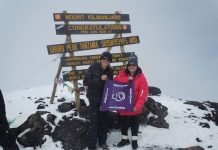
[47,114,57,125]
[15,113,52,147]
[51,117,89,150]
[57,97,66,102]
[57,102,75,113]
[148,116,169,129]
[184,101,207,110]
[148,86,161,96]
[37,104,45,110]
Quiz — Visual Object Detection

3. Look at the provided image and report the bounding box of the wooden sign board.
[55,24,131,35]
[54,13,130,21]
[63,65,127,81]
[61,52,134,67]
[47,36,139,54]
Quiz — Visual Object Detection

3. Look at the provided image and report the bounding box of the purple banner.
[100,80,135,111]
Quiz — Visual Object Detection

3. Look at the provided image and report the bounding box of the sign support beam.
[50,11,80,112]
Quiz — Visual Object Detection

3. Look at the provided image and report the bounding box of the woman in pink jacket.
[114,54,148,150]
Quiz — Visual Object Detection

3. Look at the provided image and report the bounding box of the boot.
[132,140,138,150]
[99,144,109,150]
[117,136,130,147]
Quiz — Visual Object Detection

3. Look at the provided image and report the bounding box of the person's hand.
[101,75,108,80]
[133,107,137,112]
[128,76,134,80]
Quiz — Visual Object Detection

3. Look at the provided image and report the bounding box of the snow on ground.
[1,85,218,150]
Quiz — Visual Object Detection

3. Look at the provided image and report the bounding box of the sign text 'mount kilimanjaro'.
[55,24,131,35]
[61,52,134,67]
[63,65,127,81]
[47,36,139,54]
[54,13,130,21]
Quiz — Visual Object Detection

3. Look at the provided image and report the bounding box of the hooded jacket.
[114,68,148,115]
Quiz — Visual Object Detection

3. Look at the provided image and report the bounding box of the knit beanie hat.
[128,54,138,65]
[100,51,112,62]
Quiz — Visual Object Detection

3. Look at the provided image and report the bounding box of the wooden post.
[50,10,80,110]
[120,33,127,65]
[50,53,65,104]
[106,11,127,65]
[63,11,80,112]
[106,11,126,65]
[106,11,120,52]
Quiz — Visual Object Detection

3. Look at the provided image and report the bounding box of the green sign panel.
[54,13,130,21]
[61,52,134,67]
[47,36,139,54]
[55,24,131,35]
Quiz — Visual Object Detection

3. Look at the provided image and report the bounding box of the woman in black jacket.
[83,52,113,150]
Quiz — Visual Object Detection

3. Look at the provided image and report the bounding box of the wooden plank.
[55,24,131,35]
[47,36,139,54]
[61,52,134,67]
[63,65,127,81]
[53,13,130,21]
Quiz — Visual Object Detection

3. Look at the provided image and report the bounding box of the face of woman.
[128,64,137,73]
[100,58,110,68]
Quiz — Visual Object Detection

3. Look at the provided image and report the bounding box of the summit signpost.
[47,11,140,112]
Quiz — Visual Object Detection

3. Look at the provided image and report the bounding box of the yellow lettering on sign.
[129,37,138,44]
[49,45,65,54]
[88,15,121,21]
[112,54,123,58]
[79,41,99,49]
[87,15,95,20]
[83,60,94,65]
[110,25,122,30]
[68,25,89,31]
[101,38,128,47]
[66,43,78,52]
[68,24,124,32]
[65,61,80,66]
[64,14,85,21]
[89,55,100,60]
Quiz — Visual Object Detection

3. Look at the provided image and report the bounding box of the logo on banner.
[112,91,125,102]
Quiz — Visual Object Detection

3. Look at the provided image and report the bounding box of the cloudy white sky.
[0,0,218,101]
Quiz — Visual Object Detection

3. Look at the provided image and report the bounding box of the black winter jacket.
[83,63,113,102]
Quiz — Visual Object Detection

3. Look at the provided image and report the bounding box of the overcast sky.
[0,0,218,102]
